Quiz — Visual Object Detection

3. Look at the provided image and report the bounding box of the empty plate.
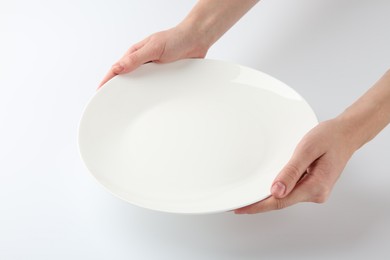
[78,59,317,214]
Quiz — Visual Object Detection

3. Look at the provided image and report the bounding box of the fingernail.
[271,182,286,198]
[112,63,124,73]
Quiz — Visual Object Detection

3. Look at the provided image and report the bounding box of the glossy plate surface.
[78,59,317,214]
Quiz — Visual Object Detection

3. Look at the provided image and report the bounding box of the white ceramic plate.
[78,59,317,214]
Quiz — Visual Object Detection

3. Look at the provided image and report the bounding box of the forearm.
[338,69,390,151]
[178,0,259,49]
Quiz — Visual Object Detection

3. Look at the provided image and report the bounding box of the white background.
[1,0,390,259]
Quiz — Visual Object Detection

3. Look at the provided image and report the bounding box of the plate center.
[115,95,269,198]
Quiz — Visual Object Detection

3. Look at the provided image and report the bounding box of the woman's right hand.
[98,25,209,88]
[98,0,261,88]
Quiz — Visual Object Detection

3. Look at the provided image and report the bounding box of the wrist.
[176,18,214,55]
[177,4,221,52]
[177,0,259,54]
[334,112,370,153]
[337,69,390,152]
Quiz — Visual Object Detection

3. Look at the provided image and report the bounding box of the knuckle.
[112,61,120,67]
[146,35,160,46]
[125,54,137,65]
[282,164,302,183]
[275,199,287,210]
[304,166,334,204]
[309,182,330,204]
[147,41,164,56]
[111,62,125,73]
[148,34,159,42]
[119,55,138,70]
[298,138,318,157]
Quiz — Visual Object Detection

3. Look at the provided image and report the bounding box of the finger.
[98,47,158,89]
[235,179,310,214]
[271,139,325,199]
[98,38,152,89]
[98,69,117,89]
[120,45,160,74]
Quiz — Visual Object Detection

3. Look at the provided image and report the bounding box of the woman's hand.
[235,118,356,214]
[99,26,209,88]
[235,69,390,214]
[99,0,260,88]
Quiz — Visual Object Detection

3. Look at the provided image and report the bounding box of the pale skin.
[99,0,390,214]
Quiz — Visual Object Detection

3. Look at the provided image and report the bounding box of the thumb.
[271,143,324,199]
